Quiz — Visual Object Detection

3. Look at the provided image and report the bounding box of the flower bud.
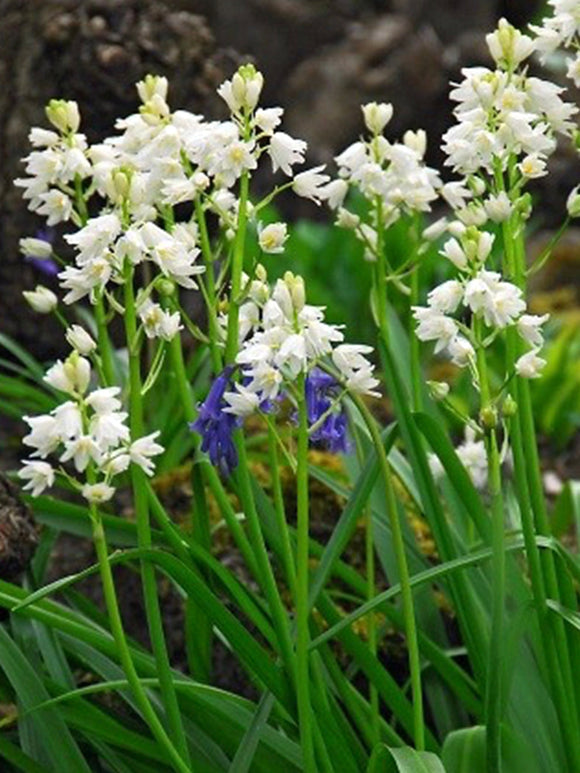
[403,129,427,156]
[45,99,80,134]
[255,263,268,283]
[362,102,393,135]
[157,278,176,297]
[284,271,305,313]
[480,405,498,430]
[502,394,518,418]
[567,186,580,218]
[23,286,57,313]
[19,237,53,259]
[66,325,96,355]
[136,74,169,104]
[427,381,450,401]
[486,18,534,69]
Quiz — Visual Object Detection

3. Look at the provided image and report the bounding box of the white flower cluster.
[222,268,380,416]
[324,102,440,259]
[531,1,580,86]
[442,19,577,178]
[18,352,163,503]
[413,227,548,378]
[15,100,91,226]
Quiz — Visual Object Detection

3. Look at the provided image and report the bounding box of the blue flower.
[190,367,241,475]
[304,369,349,454]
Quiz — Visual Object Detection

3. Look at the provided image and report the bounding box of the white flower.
[335,208,360,229]
[440,181,472,210]
[292,166,331,204]
[245,361,283,400]
[60,435,103,472]
[321,179,348,210]
[22,414,60,458]
[515,350,546,379]
[35,190,73,226]
[464,270,525,328]
[413,307,459,353]
[484,192,513,222]
[344,367,381,398]
[23,286,57,313]
[82,482,116,504]
[44,354,91,396]
[89,410,130,450]
[362,102,393,134]
[447,336,475,368]
[518,154,548,179]
[567,53,580,87]
[129,432,164,476]
[258,222,288,254]
[517,314,549,347]
[274,333,307,377]
[223,384,261,417]
[138,298,182,340]
[332,344,374,374]
[255,107,283,135]
[427,281,464,313]
[268,132,307,175]
[66,325,97,355]
[18,460,55,497]
[85,387,123,415]
[456,428,488,490]
[52,401,83,439]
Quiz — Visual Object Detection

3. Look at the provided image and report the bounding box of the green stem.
[123,269,191,765]
[504,222,580,767]
[90,512,190,773]
[295,374,316,771]
[225,132,250,364]
[483,430,505,773]
[195,197,223,374]
[267,423,297,597]
[409,267,423,412]
[352,424,380,745]
[353,395,425,751]
[94,295,115,386]
[234,434,295,673]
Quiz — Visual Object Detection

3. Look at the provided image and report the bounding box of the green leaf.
[0,625,91,773]
[367,744,446,773]
[441,725,540,773]
[551,480,580,538]
[0,733,50,773]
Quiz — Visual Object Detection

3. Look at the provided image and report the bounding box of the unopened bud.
[284,271,305,312]
[45,99,80,134]
[427,381,450,402]
[567,186,580,218]
[157,278,176,297]
[66,325,96,355]
[480,405,498,430]
[362,102,393,135]
[502,394,518,418]
[136,74,168,104]
[23,286,57,314]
